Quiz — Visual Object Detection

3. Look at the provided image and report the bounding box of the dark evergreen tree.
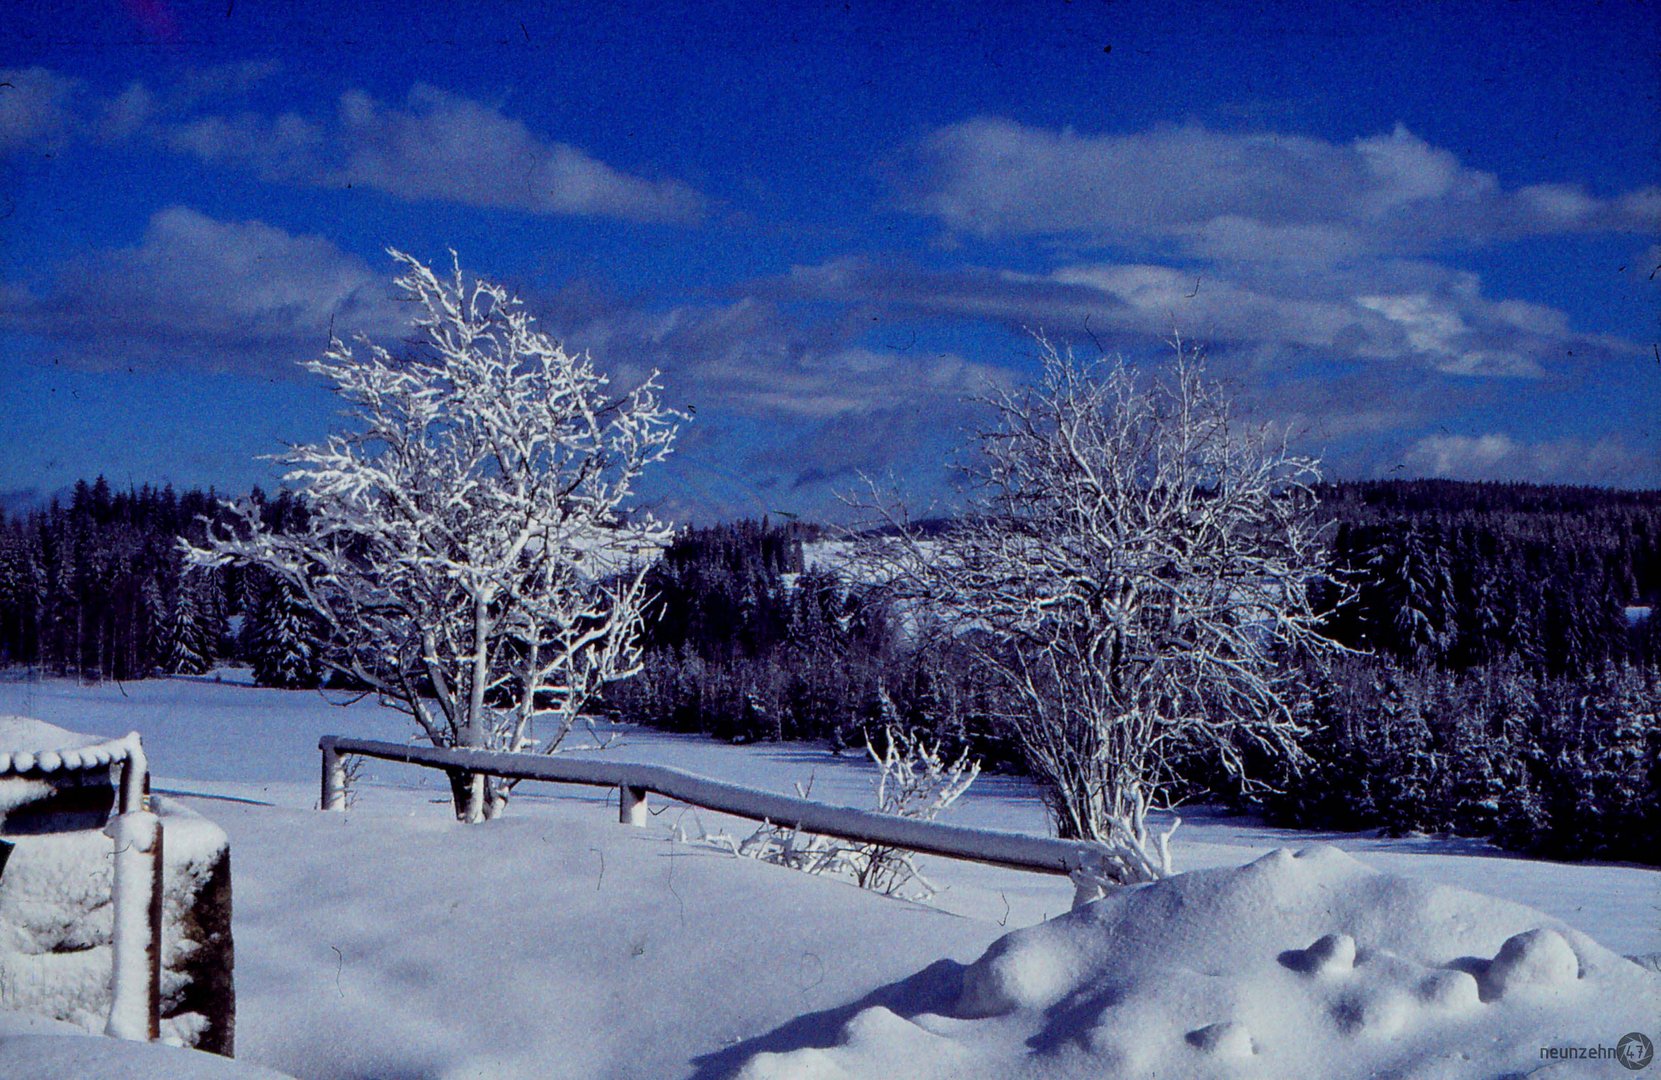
[140,577,169,676]
[248,577,323,688]
[162,579,216,675]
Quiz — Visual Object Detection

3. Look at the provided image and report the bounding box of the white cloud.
[329,85,707,222]
[1352,293,1544,377]
[4,65,707,224]
[160,110,323,179]
[96,81,155,141]
[773,256,1628,378]
[1401,433,1655,486]
[1,207,404,376]
[904,118,1660,255]
[148,82,706,223]
[529,289,1006,419]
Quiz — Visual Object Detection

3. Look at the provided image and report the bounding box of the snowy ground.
[0,670,1657,1078]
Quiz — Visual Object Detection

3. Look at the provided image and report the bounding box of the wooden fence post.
[321,740,348,811]
[619,783,648,827]
[104,810,162,1041]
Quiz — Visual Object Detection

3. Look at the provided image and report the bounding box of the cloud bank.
[773,256,1628,379]
[2,67,706,224]
[159,85,706,223]
[0,207,403,376]
[903,118,1660,257]
[1400,433,1656,487]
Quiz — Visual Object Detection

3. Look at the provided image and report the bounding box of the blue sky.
[2,0,1657,519]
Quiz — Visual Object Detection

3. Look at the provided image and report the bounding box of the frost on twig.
[850,336,1351,886]
[680,713,979,902]
[183,249,683,824]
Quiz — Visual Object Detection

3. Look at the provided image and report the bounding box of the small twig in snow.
[799,952,825,994]
[665,850,686,927]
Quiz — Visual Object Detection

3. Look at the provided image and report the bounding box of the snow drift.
[0,1009,288,1079]
[736,844,1661,1079]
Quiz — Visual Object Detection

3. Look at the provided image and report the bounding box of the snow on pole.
[320,738,348,811]
[117,731,148,816]
[620,783,648,827]
[320,735,1111,877]
[103,809,163,1041]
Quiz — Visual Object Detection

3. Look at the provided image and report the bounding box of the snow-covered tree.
[247,577,323,689]
[139,576,168,675]
[161,578,215,675]
[856,339,1347,885]
[187,250,682,822]
[1363,524,1455,662]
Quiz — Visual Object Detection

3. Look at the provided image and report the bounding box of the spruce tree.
[140,577,169,675]
[249,578,322,688]
[162,580,215,675]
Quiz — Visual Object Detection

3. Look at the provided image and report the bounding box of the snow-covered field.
[1,671,1657,1078]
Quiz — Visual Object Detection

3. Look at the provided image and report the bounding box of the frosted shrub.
[855,339,1348,885]
[852,720,980,895]
[685,719,979,901]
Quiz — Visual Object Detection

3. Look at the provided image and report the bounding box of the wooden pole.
[147,818,164,1041]
[318,735,1106,878]
[619,784,648,827]
[105,810,162,1041]
[321,740,347,811]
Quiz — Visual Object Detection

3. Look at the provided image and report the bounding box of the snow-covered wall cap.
[0,716,138,776]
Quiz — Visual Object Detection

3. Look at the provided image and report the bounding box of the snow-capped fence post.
[116,731,147,816]
[320,737,348,812]
[620,783,649,826]
[103,808,163,1041]
[103,730,164,1040]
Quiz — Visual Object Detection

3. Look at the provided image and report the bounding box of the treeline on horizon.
[0,476,1656,863]
[0,478,315,687]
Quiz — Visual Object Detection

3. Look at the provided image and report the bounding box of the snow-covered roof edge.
[0,718,141,777]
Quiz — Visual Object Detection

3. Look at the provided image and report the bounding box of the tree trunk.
[447,769,488,823]
[485,783,508,821]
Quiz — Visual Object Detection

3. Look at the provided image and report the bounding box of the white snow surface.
[0,1009,289,1078]
[0,670,1656,1079]
[0,716,106,756]
[739,845,1660,1079]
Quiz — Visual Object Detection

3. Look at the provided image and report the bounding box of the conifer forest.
[1,477,1656,864]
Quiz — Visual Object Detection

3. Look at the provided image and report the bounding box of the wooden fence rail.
[319,735,1101,879]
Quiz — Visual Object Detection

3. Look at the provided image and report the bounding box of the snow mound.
[736,845,1661,1079]
[0,1007,293,1078]
[0,1034,293,1079]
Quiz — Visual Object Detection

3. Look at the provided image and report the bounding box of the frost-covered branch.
[685,714,980,901]
[851,337,1349,885]
[185,249,683,823]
